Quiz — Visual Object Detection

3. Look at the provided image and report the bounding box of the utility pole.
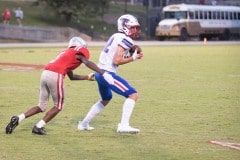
[124,0,127,13]
[143,0,149,39]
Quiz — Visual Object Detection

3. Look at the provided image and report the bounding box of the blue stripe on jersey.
[122,38,133,48]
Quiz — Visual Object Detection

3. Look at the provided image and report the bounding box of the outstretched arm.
[67,70,94,81]
[76,54,114,84]
[76,54,105,75]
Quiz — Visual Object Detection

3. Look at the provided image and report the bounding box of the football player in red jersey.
[5,37,114,135]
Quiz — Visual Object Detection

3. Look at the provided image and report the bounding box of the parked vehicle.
[155,3,240,41]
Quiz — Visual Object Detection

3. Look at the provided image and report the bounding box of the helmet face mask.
[68,37,87,48]
[126,25,141,39]
[117,14,141,39]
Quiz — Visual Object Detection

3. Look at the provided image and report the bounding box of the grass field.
[0,44,240,160]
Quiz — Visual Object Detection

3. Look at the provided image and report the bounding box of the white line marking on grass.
[2,66,36,71]
[208,140,240,151]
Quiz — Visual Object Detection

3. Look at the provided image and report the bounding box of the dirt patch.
[0,62,44,71]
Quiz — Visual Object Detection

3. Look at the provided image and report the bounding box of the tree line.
[37,0,110,22]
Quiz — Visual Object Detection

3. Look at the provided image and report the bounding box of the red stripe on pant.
[57,73,64,110]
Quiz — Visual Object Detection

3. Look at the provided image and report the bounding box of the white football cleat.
[77,121,94,131]
[117,123,140,134]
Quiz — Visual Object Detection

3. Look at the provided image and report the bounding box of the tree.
[38,0,110,22]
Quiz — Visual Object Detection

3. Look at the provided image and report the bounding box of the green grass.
[0,45,240,160]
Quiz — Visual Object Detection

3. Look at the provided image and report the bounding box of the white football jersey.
[98,33,134,73]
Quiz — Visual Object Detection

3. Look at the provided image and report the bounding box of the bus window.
[199,11,203,19]
[175,11,187,19]
[213,11,216,19]
[233,12,237,20]
[208,11,212,19]
[221,11,225,20]
[164,11,187,19]
[164,12,175,19]
[217,11,221,19]
[189,11,194,19]
[238,12,240,20]
[226,12,229,20]
[195,11,199,19]
[229,12,233,20]
[204,11,208,19]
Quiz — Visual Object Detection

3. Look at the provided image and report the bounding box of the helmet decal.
[121,18,129,27]
[117,14,141,39]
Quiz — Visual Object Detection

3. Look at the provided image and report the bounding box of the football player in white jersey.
[78,14,143,133]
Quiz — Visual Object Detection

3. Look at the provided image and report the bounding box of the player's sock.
[36,120,46,128]
[18,113,25,123]
[120,98,135,126]
[81,100,104,126]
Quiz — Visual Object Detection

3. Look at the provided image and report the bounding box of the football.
[129,45,142,55]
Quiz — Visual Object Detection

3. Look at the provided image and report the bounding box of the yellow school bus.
[155,3,240,41]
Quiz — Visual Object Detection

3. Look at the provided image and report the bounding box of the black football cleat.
[6,116,19,134]
[32,126,47,135]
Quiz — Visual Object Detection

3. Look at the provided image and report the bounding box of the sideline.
[0,41,240,48]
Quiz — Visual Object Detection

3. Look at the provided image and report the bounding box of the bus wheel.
[199,35,204,41]
[220,29,230,40]
[179,28,188,41]
[158,36,165,41]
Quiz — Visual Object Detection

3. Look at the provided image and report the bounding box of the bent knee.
[128,93,138,101]
[38,102,48,112]
[103,95,112,101]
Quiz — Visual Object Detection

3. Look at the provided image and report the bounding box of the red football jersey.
[44,46,90,75]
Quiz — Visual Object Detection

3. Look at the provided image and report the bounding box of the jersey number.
[103,37,114,53]
[49,51,65,63]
